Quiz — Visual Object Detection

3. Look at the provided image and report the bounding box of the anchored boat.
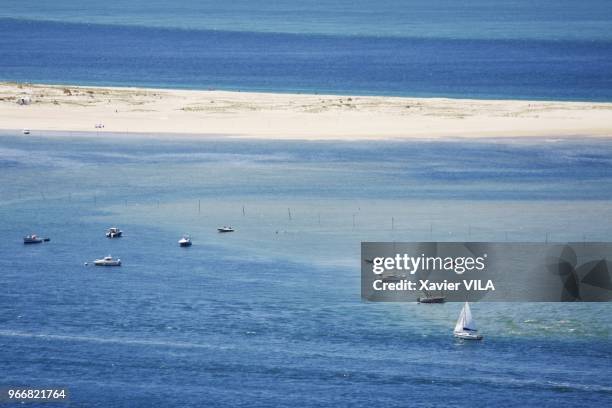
[23,234,50,244]
[94,255,121,266]
[217,226,234,233]
[417,288,446,303]
[178,235,192,247]
[105,227,123,238]
[417,295,446,304]
[453,301,483,340]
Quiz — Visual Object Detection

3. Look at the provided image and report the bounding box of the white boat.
[94,255,121,266]
[105,227,122,238]
[453,302,483,340]
[178,235,192,247]
[217,226,234,233]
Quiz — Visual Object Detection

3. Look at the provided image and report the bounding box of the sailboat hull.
[454,331,483,340]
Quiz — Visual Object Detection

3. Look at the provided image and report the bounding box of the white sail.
[454,304,466,333]
[462,302,477,331]
[454,302,477,333]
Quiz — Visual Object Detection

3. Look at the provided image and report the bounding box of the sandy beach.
[2,82,612,140]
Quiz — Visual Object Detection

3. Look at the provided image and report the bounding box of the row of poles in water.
[24,192,572,241]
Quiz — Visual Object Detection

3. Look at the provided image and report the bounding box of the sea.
[0,133,611,407]
[1,1,612,407]
[1,0,612,101]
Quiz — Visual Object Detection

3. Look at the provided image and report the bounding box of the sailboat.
[453,302,483,340]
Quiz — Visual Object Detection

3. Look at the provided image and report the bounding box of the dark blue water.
[1,15,612,100]
[1,133,611,406]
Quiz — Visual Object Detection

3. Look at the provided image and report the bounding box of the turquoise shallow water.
[0,133,611,406]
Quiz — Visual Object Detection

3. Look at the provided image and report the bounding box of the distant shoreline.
[2,82,612,141]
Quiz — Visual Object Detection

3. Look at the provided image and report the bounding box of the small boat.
[23,234,48,244]
[417,289,446,303]
[217,226,235,233]
[105,227,122,238]
[453,302,483,340]
[418,296,446,304]
[178,235,192,247]
[22,129,30,135]
[94,255,121,266]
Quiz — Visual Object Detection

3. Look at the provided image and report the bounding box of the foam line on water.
[0,329,232,351]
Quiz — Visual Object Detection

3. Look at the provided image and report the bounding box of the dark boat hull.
[417,297,446,304]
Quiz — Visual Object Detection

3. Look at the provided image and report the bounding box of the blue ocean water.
[0,133,611,406]
[1,0,612,100]
[3,0,612,40]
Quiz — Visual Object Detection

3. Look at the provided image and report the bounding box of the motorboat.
[22,129,30,135]
[23,234,49,244]
[105,227,123,238]
[217,226,235,233]
[178,235,192,247]
[453,301,483,340]
[417,288,446,304]
[417,296,446,304]
[94,255,121,266]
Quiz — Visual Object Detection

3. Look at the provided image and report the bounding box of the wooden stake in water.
[391,217,394,230]
[198,199,201,214]
[288,208,292,221]
[242,205,245,216]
